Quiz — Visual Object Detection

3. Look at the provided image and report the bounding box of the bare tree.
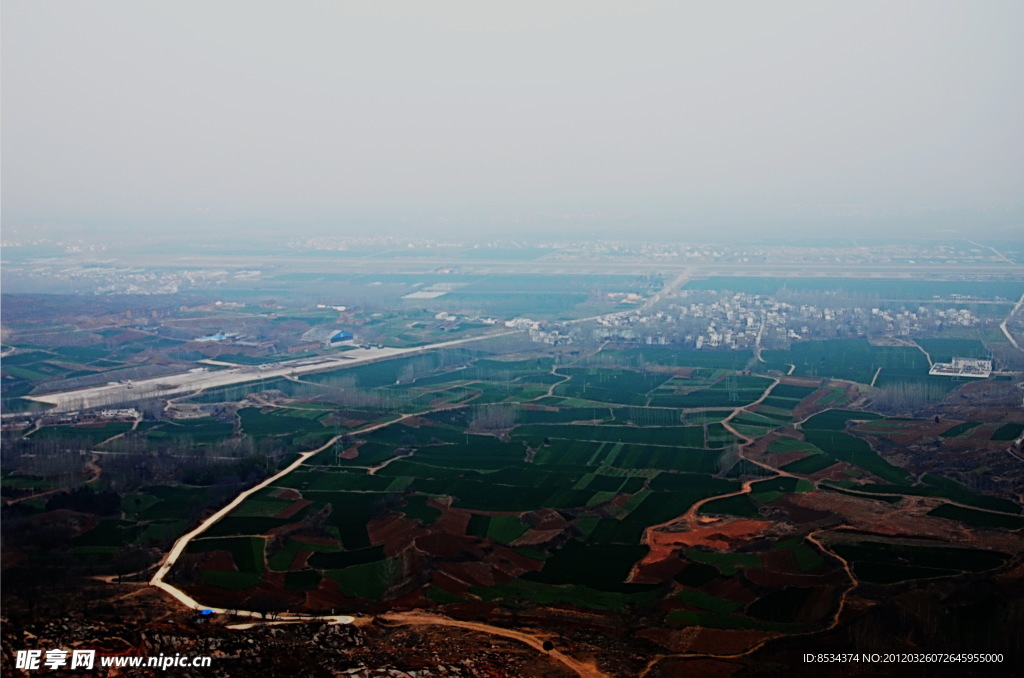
[715,443,740,476]
[468,404,516,434]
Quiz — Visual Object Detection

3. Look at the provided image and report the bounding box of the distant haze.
[3,1,1022,241]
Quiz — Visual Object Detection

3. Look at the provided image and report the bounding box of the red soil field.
[431,570,473,597]
[415,532,480,558]
[288,549,312,570]
[199,549,236,572]
[367,514,420,555]
[656,657,745,677]
[642,517,777,564]
[275,498,312,520]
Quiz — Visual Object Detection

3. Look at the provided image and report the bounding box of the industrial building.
[301,326,354,347]
[929,357,993,378]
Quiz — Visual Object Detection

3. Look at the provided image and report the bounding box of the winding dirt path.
[753,312,767,364]
[142,350,1022,674]
[803,527,858,630]
[2,421,134,505]
[148,431,355,620]
[906,339,933,367]
[635,525,861,676]
[147,399,613,675]
[629,380,790,579]
[382,611,608,678]
[543,366,572,398]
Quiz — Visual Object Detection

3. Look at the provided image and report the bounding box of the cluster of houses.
[1,407,140,432]
[588,292,987,350]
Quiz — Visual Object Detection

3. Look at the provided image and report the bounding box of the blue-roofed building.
[301,326,354,346]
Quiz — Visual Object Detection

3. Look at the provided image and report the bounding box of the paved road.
[1000,292,1024,350]
[24,331,514,412]
[22,267,693,414]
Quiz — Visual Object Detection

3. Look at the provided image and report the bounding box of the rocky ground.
[5,565,1023,678]
[3,605,575,677]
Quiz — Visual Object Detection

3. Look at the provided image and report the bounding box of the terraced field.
[8,336,1020,671]
[146,347,1023,645]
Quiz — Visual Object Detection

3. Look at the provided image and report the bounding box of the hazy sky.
[3,1,1022,241]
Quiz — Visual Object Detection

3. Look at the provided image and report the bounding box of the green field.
[474,578,660,613]
[992,423,1024,441]
[926,504,1024,530]
[843,479,1022,514]
[675,589,743,613]
[513,423,721,448]
[698,494,759,519]
[802,429,908,485]
[324,558,402,599]
[552,368,671,406]
[940,422,982,438]
[610,347,754,370]
[764,339,928,384]
[188,536,265,572]
[34,331,1006,633]
[780,455,836,475]
[802,409,884,431]
[31,422,133,445]
[146,418,234,444]
[6,257,1024,664]
[769,384,819,400]
[830,541,1008,584]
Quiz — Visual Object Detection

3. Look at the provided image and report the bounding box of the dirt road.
[382,611,609,678]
